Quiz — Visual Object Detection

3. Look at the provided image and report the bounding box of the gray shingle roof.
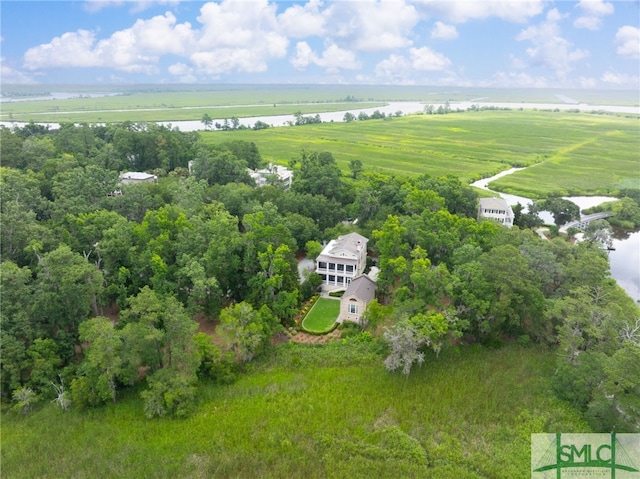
[343,275,376,302]
[328,232,368,255]
[479,197,511,210]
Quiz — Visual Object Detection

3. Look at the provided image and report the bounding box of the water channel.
[473,169,640,302]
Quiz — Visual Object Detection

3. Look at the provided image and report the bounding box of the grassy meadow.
[0,96,384,123]
[301,298,340,333]
[1,343,588,479]
[3,84,638,122]
[203,110,640,195]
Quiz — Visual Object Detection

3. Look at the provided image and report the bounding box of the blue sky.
[1,0,639,88]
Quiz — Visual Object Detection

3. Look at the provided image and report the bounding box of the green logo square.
[532,433,640,478]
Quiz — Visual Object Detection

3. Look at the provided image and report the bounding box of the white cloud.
[410,47,452,71]
[23,12,194,73]
[615,26,640,59]
[576,0,614,17]
[573,0,613,30]
[375,54,411,80]
[193,0,288,74]
[374,46,451,81]
[413,0,544,23]
[278,0,326,38]
[23,1,292,78]
[290,41,360,73]
[601,71,640,88]
[320,44,361,72]
[573,16,602,30]
[516,8,589,79]
[509,54,527,69]
[431,21,458,40]
[168,62,197,82]
[325,0,419,51]
[24,30,102,69]
[290,41,315,69]
[1,58,36,84]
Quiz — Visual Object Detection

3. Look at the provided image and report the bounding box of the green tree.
[0,167,50,263]
[540,198,580,227]
[201,113,213,130]
[219,140,263,170]
[26,338,62,398]
[219,302,278,362]
[584,219,613,249]
[343,112,356,123]
[33,245,103,340]
[384,311,460,375]
[77,317,123,404]
[292,150,344,202]
[12,387,38,415]
[349,159,363,179]
[50,165,120,219]
[192,145,252,186]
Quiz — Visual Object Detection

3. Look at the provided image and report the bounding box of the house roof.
[479,197,512,210]
[119,172,156,181]
[322,232,368,256]
[343,275,376,303]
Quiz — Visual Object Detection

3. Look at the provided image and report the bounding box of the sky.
[1,0,639,88]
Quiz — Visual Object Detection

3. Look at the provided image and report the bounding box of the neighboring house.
[316,232,368,288]
[119,172,158,184]
[248,163,293,190]
[338,275,377,325]
[478,197,514,227]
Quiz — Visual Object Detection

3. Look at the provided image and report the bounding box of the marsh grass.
[2,344,589,479]
[0,100,384,123]
[204,110,639,195]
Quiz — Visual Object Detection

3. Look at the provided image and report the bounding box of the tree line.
[1,122,638,430]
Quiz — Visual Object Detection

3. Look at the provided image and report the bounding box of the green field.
[2,84,638,123]
[302,298,341,333]
[203,110,640,195]
[0,97,384,123]
[0,343,588,479]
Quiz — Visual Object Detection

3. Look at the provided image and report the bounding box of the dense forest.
[1,122,638,431]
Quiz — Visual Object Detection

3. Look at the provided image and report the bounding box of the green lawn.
[301,298,341,333]
[0,344,589,479]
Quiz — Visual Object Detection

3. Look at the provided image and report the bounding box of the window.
[337,276,344,284]
[348,302,358,314]
[345,265,354,273]
[337,264,344,271]
[329,275,335,283]
[318,261,327,269]
[328,263,336,271]
[320,274,326,281]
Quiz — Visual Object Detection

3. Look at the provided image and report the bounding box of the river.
[1,99,638,132]
[473,169,640,302]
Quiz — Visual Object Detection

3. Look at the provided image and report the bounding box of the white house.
[338,275,377,325]
[248,163,293,190]
[315,232,368,288]
[478,197,514,227]
[119,172,158,184]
